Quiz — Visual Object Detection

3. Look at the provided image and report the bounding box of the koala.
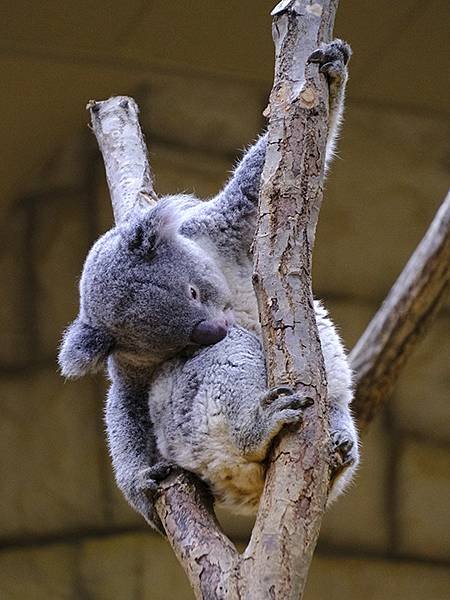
[59,40,359,532]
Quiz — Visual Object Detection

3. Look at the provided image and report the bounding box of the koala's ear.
[58,318,114,378]
[123,211,161,257]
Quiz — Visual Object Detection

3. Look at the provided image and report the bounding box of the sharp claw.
[302,397,314,408]
[262,386,294,404]
[308,49,323,63]
[273,386,294,396]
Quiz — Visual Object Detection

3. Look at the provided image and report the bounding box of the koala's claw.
[261,385,294,404]
[332,431,358,468]
[137,461,175,494]
[261,387,314,432]
[308,39,352,80]
[261,385,314,408]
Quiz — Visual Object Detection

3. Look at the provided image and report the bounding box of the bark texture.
[155,472,240,600]
[351,191,450,430]
[88,96,158,223]
[246,1,339,598]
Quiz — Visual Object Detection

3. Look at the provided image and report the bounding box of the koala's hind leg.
[327,402,360,503]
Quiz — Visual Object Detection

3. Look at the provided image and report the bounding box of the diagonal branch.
[351,191,450,430]
[88,96,239,599]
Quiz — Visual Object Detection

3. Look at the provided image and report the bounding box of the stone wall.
[0,74,448,598]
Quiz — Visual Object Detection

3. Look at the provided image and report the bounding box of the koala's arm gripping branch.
[351,190,450,431]
[88,96,158,224]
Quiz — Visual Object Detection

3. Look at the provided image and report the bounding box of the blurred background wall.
[0,1,449,598]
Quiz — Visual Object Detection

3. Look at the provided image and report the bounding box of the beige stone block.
[398,439,450,561]
[0,370,108,538]
[150,143,231,199]
[35,196,90,358]
[141,534,194,599]
[394,314,450,442]
[320,419,390,551]
[29,132,91,194]
[138,76,264,156]
[306,556,450,600]
[0,543,75,600]
[216,508,254,542]
[80,532,193,600]
[0,210,29,366]
[320,298,376,351]
[314,107,449,301]
[80,534,145,600]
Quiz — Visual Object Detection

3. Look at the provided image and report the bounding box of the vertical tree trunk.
[245,1,340,598]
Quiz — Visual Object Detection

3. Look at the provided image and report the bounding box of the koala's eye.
[189,286,199,301]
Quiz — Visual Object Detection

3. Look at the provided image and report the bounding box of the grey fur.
[59,40,359,531]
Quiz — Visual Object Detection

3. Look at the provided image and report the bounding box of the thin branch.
[351,191,450,430]
[246,1,339,598]
[88,96,158,224]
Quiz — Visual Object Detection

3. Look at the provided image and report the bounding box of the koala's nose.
[190,319,228,346]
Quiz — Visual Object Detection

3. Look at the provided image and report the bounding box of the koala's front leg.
[230,386,313,461]
[308,39,352,168]
[105,379,174,534]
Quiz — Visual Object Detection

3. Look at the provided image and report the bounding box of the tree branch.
[155,472,240,600]
[351,191,450,430]
[88,96,158,223]
[246,1,339,598]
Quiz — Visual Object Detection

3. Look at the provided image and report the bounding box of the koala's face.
[79,205,233,362]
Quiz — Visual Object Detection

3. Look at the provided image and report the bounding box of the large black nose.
[190,319,228,345]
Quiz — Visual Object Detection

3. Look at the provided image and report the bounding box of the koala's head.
[59,198,233,378]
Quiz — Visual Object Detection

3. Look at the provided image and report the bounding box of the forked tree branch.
[87,3,449,598]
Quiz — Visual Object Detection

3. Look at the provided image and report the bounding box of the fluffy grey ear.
[58,318,114,378]
[123,211,161,257]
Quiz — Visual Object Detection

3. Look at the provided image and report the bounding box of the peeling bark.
[245,1,339,598]
[155,472,240,600]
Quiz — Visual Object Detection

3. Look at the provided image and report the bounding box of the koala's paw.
[137,461,176,496]
[119,461,175,528]
[308,38,352,81]
[118,461,178,535]
[331,429,359,474]
[261,385,314,429]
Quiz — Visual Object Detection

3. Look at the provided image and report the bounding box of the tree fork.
[87,2,449,598]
